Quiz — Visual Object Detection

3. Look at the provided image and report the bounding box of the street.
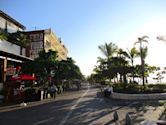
[0,83,164,125]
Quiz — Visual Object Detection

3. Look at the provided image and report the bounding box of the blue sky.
[1,0,166,76]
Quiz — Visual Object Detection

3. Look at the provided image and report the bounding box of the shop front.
[0,50,33,102]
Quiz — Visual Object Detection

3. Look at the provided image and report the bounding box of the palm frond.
[134,41,140,45]
[142,47,148,58]
[98,42,117,58]
[141,35,149,39]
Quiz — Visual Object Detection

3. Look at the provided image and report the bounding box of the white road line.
[58,85,90,125]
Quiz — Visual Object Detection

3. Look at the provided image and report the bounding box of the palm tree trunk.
[141,58,145,87]
[140,44,145,87]
[132,60,134,83]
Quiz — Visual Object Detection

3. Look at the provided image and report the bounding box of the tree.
[36,50,58,84]
[93,57,108,83]
[96,57,107,74]
[125,47,138,82]
[115,48,129,83]
[153,67,166,83]
[134,36,149,87]
[7,31,31,55]
[22,49,83,89]
[109,56,130,83]
[98,42,118,81]
[98,42,118,60]
[144,64,160,83]
[117,48,127,58]
[22,49,58,86]
[55,57,83,83]
[12,31,30,55]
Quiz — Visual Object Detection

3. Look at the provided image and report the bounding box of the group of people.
[43,84,58,99]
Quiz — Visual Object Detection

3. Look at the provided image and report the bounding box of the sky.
[1,0,166,78]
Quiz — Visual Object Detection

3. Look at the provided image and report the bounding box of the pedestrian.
[50,84,58,99]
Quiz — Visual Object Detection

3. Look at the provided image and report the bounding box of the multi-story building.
[0,10,25,33]
[0,10,32,85]
[25,29,68,60]
[0,10,68,90]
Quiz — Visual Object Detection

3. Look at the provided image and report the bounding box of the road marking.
[58,85,90,125]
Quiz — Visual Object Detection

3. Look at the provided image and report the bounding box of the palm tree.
[139,47,148,82]
[125,47,138,82]
[117,48,127,58]
[98,42,118,60]
[139,46,148,60]
[134,36,149,86]
[98,42,118,81]
[116,48,128,83]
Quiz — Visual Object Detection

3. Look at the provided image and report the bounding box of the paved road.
[0,83,164,125]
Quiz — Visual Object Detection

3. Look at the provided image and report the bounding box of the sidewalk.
[0,88,85,112]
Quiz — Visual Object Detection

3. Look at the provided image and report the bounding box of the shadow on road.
[65,89,164,125]
[0,97,79,125]
[0,86,164,125]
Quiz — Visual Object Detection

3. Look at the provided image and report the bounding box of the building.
[0,10,68,89]
[0,10,32,86]
[0,10,25,33]
[25,29,68,60]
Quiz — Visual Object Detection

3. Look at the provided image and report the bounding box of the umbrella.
[10,74,37,81]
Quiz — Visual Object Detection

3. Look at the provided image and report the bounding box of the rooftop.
[0,10,26,30]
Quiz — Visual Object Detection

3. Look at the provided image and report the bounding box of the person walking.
[50,84,58,99]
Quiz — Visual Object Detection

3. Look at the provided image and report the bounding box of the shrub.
[112,83,166,94]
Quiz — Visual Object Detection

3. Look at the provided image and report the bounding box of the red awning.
[10,74,37,81]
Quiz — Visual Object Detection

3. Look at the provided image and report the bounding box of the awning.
[0,50,33,62]
[10,74,37,81]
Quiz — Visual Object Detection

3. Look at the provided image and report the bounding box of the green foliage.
[22,50,83,88]
[92,39,161,86]
[55,58,84,83]
[112,83,141,93]
[113,83,166,94]
[134,36,149,86]
[98,42,118,59]
[24,87,40,102]
[7,31,30,47]
[0,29,7,40]
[148,84,166,90]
